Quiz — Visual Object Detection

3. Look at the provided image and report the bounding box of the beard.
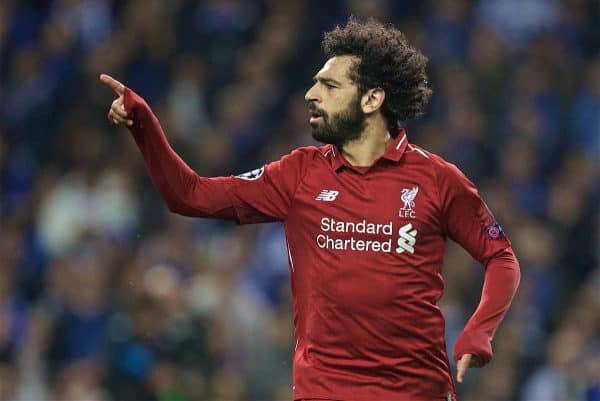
[309,95,366,148]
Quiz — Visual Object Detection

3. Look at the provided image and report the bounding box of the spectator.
[0,1,597,399]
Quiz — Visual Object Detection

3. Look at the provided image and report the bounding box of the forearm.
[454,249,521,365]
[124,88,236,218]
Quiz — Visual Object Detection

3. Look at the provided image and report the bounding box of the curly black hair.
[322,17,432,131]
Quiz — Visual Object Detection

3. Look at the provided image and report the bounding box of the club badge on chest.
[399,186,418,219]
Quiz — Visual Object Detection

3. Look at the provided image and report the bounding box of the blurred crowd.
[0,0,598,400]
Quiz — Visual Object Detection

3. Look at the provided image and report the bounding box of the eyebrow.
[313,75,342,86]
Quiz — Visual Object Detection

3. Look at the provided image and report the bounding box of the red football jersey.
[123,89,520,401]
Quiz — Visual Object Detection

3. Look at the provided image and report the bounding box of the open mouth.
[309,111,323,123]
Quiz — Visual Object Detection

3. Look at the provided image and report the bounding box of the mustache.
[307,103,328,118]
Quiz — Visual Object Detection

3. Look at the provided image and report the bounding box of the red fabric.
[435,162,521,364]
[453,251,520,365]
[121,88,519,401]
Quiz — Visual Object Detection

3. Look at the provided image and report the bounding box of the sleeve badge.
[485,223,504,240]
[235,167,265,181]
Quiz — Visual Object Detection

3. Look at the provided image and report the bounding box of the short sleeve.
[437,161,511,265]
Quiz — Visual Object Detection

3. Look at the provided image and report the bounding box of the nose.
[305,83,320,103]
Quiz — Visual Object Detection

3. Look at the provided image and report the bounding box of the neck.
[340,116,391,167]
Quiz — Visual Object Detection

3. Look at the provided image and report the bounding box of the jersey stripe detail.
[396,134,407,150]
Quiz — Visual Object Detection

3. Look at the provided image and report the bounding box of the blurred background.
[0,0,599,400]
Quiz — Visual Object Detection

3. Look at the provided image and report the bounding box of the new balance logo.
[315,190,339,201]
[396,223,417,254]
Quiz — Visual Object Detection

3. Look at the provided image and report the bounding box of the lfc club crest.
[399,186,418,218]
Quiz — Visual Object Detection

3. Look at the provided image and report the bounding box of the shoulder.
[404,143,450,169]
[404,143,474,191]
[277,145,324,165]
[293,144,334,158]
[280,145,334,164]
[270,145,318,162]
[266,146,324,178]
[406,143,466,179]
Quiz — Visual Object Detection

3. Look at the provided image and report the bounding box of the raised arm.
[100,74,237,218]
[99,74,312,223]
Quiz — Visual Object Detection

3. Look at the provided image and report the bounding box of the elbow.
[487,247,521,288]
[164,198,188,215]
[164,197,203,217]
[507,248,521,284]
[163,181,202,216]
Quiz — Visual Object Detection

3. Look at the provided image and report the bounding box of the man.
[101,18,520,401]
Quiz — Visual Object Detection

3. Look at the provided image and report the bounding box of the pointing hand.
[99,74,133,126]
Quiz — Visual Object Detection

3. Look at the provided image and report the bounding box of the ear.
[361,88,385,114]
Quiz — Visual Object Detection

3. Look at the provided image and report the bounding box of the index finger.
[99,74,125,95]
[456,354,472,383]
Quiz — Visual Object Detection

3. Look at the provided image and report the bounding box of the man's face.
[305,56,366,147]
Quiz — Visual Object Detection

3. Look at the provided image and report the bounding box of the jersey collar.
[330,128,409,172]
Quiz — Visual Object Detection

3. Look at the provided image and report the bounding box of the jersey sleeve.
[437,161,511,261]
[123,87,312,223]
[436,159,520,365]
[223,148,313,223]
